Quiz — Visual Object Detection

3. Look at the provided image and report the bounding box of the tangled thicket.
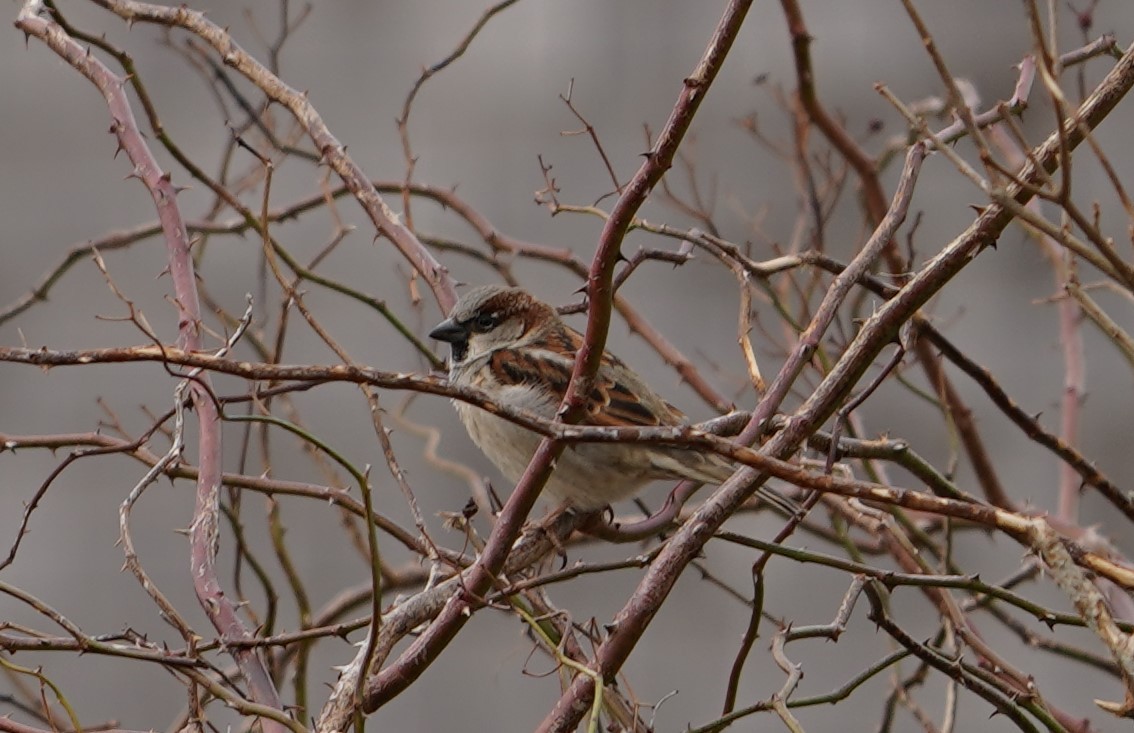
[3,2,1134,732]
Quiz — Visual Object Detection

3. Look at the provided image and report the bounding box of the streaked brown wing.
[487,326,682,429]
[591,370,666,427]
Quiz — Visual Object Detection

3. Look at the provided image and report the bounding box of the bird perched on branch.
[430,284,778,511]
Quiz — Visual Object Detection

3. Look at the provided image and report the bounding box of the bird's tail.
[650,447,802,516]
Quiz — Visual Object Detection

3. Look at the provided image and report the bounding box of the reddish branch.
[778,0,1022,507]
[778,2,1122,517]
[88,0,460,314]
[317,0,767,723]
[11,1,1134,730]
[14,3,288,727]
[536,37,1134,733]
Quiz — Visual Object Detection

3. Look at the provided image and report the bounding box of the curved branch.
[89,0,460,313]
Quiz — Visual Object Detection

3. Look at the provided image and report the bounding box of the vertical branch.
[13,3,287,730]
[568,0,757,413]
[1046,244,1087,523]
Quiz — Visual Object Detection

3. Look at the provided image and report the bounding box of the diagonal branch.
[87,0,460,313]
[536,37,1134,733]
[317,1,764,725]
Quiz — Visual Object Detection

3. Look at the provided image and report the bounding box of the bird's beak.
[429,317,468,344]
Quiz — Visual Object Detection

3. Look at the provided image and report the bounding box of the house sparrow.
[429,284,757,510]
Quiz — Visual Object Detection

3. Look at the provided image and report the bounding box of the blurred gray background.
[3,1,1134,731]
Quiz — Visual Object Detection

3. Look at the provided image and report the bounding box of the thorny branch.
[6,2,1134,733]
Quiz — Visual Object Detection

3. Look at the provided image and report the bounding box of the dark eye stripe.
[466,311,502,333]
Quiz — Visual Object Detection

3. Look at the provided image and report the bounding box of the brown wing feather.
[488,323,685,429]
[592,373,666,427]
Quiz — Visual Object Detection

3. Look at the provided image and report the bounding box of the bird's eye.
[473,312,498,331]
